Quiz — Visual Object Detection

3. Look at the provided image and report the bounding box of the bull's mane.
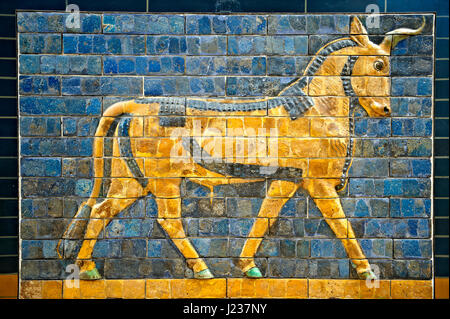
[134,38,358,119]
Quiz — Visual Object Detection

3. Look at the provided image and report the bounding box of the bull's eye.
[373,60,384,71]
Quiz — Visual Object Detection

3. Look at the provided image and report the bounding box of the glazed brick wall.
[15,11,434,281]
[0,0,448,285]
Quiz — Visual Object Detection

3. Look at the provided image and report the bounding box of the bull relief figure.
[57,17,425,281]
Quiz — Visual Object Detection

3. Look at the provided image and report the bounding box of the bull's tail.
[56,100,136,259]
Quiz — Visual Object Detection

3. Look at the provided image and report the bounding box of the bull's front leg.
[239,180,299,278]
[303,178,377,280]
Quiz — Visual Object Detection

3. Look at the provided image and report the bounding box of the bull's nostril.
[384,107,390,114]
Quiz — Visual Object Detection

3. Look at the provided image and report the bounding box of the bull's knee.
[157,218,185,238]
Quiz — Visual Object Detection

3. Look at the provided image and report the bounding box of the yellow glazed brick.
[254,279,270,298]
[123,280,145,299]
[42,281,63,299]
[240,279,256,298]
[435,278,449,299]
[62,280,81,299]
[359,280,391,299]
[146,279,170,299]
[391,280,432,299]
[106,280,124,299]
[0,275,18,298]
[268,279,287,298]
[171,279,226,298]
[20,280,41,299]
[227,279,242,298]
[80,280,107,299]
[309,279,360,299]
[286,279,308,299]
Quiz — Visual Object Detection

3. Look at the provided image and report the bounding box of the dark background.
[0,0,448,281]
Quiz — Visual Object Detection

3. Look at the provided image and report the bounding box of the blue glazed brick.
[392,36,433,56]
[392,118,432,137]
[393,219,430,238]
[341,198,389,218]
[228,36,308,55]
[144,77,225,96]
[17,13,102,33]
[21,240,43,259]
[19,34,61,54]
[279,239,296,257]
[147,240,163,257]
[103,14,184,34]
[279,198,307,217]
[390,199,431,218]
[304,219,334,237]
[269,218,296,236]
[191,238,228,257]
[62,77,142,96]
[267,15,306,34]
[17,12,64,32]
[20,117,61,136]
[354,118,391,137]
[186,36,227,55]
[227,198,263,217]
[306,15,350,34]
[186,15,266,35]
[104,56,185,75]
[62,158,93,178]
[308,35,340,54]
[394,239,432,259]
[226,77,295,96]
[391,56,433,76]
[63,34,146,55]
[348,158,389,177]
[351,219,394,238]
[93,240,121,258]
[197,218,229,236]
[39,55,102,75]
[390,97,432,117]
[147,36,188,54]
[186,56,265,75]
[20,97,101,115]
[105,219,152,238]
[384,178,431,197]
[393,260,432,279]
[349,178,385,197]
[74,179,93,197]
[311,239,346,258]
[267,56,310,75]
[390,159,431,177]
[256,239,280,257]
[359,239,393,258]
[19,76,60,95]
[308,259,349,278]
[21,138,93,157]
[390,138,432,157]
[19,55,40,74]
[229,218,255,237]
[354,138,391,157]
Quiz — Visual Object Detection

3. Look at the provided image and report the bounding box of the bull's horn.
[380,16,426,51]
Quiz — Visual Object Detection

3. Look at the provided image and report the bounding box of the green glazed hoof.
[245,267,262,278]
[358,270,377,281]
[79,268,102,280]
[194,268,214,279]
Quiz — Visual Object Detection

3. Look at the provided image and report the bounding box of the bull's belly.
[123,104,349,179]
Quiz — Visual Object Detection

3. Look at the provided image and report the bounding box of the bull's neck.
[307,49,356,118]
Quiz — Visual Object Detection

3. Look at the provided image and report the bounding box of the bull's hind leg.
[152,178,213,279]
[75,177,143,280]
[239,180,299,278]
[304,179,376,280]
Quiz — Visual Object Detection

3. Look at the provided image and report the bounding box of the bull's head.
[345,17,426,117]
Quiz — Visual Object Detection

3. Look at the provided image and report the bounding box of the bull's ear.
[350,17,370,47]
